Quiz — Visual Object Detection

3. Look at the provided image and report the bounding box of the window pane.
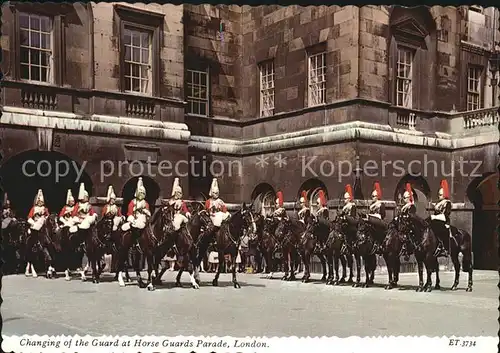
[141,32,149,47]
[141,49,149,64]
[124,30,131,45]
[199,87,207,99]
[141,79,148,93]
[30,50,40,65]
[20,30,29,46]
[30,32,40,48]
[20,47,29,64]
[32,66,40,81]
[40,52,50,67]
[131,31,140,46]
[41,67,48,82]
[131,64,139,77]
[41,33,50,49]
[199,102,207,116]
[30,16,40,31]
[19,13,29,29]
[140,66,148,79]
[40,16,51,32]
[200,73,207,86]
[193,72,199,84]
[132,48,140,62]
[125,46,131,61]
[132,78,140,91]
[125,77,131,91]
[20,64,30,79]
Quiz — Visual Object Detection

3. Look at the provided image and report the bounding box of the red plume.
[276,191,284,207]
[301,190,308,206]
[318,190,326,206]
[405,183,413,203]
[374,182,382,199]
[345,184,353,200]
[440,179,449,199]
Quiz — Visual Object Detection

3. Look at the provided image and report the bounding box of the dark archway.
[394,174,431,219]
[251,183,276,214]
[121,176,160,216]
[0,150,93,217]
[297,178,328,209]
[466,172,498,270]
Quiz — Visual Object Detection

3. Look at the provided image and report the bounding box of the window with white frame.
[19,12,53,83]
[123,27,152,94]
[467,66,482,110]
[308,52,326,106]
[186,69,209,116]
[396,47,415,108]
[259,61,275,117]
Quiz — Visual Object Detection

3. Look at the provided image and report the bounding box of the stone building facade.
[1,3,499,269]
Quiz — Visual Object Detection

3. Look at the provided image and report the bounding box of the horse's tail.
[457,228,473,272]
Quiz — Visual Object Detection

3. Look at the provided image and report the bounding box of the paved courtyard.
[2,270,497,337]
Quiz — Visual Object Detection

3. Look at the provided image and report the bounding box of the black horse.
[299,213,329,283]
[211,203,257,288]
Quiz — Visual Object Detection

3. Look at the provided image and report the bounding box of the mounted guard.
[430,179,452,257]
[102,185,123,231]
[272,191,287,220]
[205,178,230,228]
[2,193,17,229]
[169,178,191,232]
[58,189,77,229]
[400,183,417,217]
[339,184,357,220]
[27,189,49,234]
[297,190,309,223]
[122,177,151,240]
[71,183,98,233]
[315,190,329,219]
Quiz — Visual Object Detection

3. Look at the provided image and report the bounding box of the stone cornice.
[189,121,498,156]
[0,106,191,142]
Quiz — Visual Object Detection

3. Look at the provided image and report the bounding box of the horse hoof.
[450,284,458,291]
[346,278,352,284]
[466,287,472,292]
[147,284,155,291]
[384,285,390,290]
[424,287,432,293]
[234,283,241,289]
[175,282,182,287]
[434,284,441,290]
[281,276,288,281]
[192,284,200,289]
[416,287,423,292]
[352,283,357,288]
[65,277,71,281]
[320,277,327,282]
[212,279,218,287]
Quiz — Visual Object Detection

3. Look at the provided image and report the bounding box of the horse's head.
[240,203,257,236]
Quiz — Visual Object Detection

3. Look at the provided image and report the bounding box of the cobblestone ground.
[2,270,497,337]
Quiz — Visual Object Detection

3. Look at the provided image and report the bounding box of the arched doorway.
[121,176,160,216]
[394,174,431,219]
[467,172,498,270]
[0,150,93,217]
[298,178,328,213]
[251,183,276,214]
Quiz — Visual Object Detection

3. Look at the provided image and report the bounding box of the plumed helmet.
[299,190,308,206]
[317,190,327,207]
[66,189,75,204]
[34,189,44,204]
[344,184,353,201]
[403,183,413,203]
[275,191,284,207]
[209,178,219,197]
[135,177,146,197]
[106,185,116,202]
[372,182,382,198]
[439,179,449,199]
[171,178,182,196]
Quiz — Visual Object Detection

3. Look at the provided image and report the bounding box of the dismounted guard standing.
[272,191,287,220]
[27,189,49,234]
[58,189,77,229]
[205,178,230,228]
[122,177,151,241]
[169,177,191,232]
[2,193,17,229]
[297,190,309,223]
[102,185,123,232]
[430,179,452,257]
[315,190,329,220]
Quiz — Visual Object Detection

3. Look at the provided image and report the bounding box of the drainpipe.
[87,2,95,90]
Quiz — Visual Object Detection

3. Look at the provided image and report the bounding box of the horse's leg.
[185,253,200,289]
[414,253,425,292]
[462,247,473,292]
[25,261,31,277]
[281,250,289,281]
[326,252,334,284]
[117,247,130,287]
[346,254,353,283]
[175,261,185,288]
[301,249,310,283]
[394,256,401,285]
[434,261,441,290]
[134,249,147,289]
[332,253,340,284]
[264,251,274,279]
[145,251,155,290]
[212,250,224,287]
[423,255,434,292]
[362,256,371,288]
[319,253,327,282]
[340,254,348,283]
[288,250,297,281]
[352,253,361,287]
[231,249,241,289]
